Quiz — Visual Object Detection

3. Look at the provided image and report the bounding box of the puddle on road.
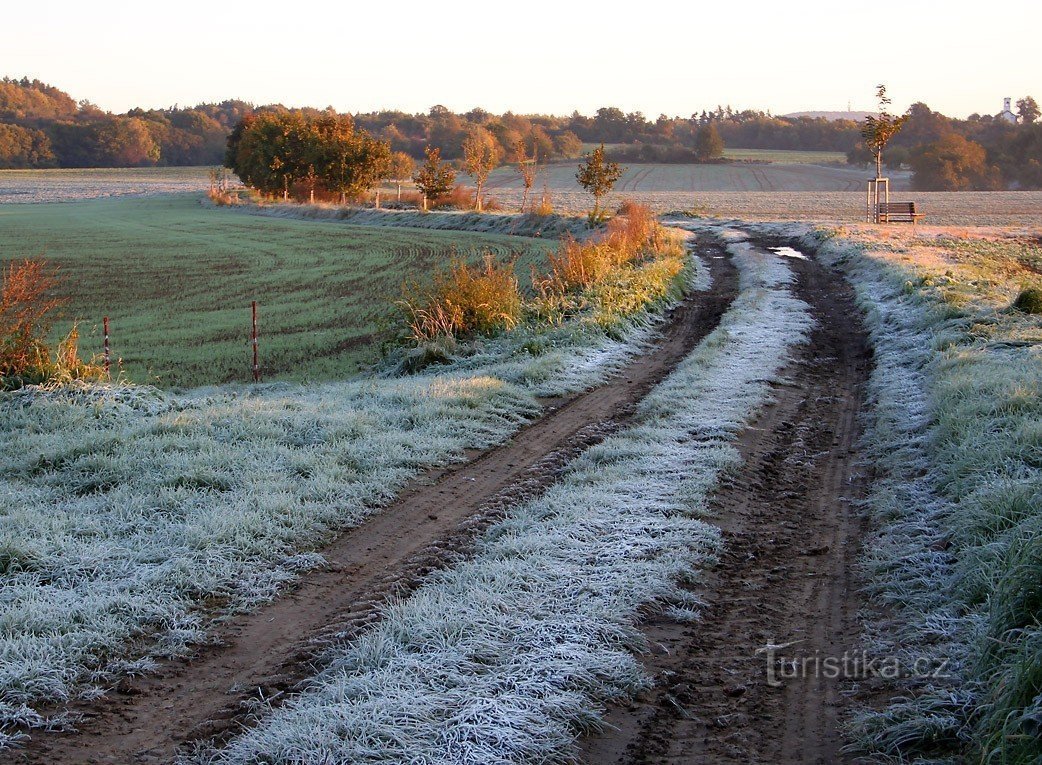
[770,246,809,261]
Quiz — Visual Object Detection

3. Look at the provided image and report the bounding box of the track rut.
[581,239,872,765]
[8,244,739,765]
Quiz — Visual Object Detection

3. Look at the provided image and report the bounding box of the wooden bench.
[878,202,925,225]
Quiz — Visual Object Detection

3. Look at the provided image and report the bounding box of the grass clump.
[398,253,522,343]
[1012,286,1042,314]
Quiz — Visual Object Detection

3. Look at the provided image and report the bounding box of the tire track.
[7,244,741,765]
[581,237,872,765]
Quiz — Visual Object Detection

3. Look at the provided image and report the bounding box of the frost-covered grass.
[0,228,706,748]
[761,223,1042,764]
[188,240,811,765]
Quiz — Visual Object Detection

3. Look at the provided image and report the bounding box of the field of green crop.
[0,195,553,388]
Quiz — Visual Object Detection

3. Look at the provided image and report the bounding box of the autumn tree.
[693,122,724,161]
[460,127,498,211]
[575,143,623,221]
[910,133,1001,191]
[1017,96,1040,125]
[862,84,909,178]
[387,151,415,201]
[512,138,537,213]
[413,146,456,211]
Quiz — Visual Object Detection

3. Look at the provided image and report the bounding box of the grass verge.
[186,241,811,764]
[760,222,1042,764]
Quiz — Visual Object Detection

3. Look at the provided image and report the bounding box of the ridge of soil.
[6,245,739,765]
[580,240,873,764]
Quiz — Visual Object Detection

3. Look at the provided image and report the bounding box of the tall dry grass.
[398,253,522,342]
[397,201,687,348]
[0,259,106,389]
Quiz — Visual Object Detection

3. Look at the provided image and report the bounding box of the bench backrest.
[878,202,917,213]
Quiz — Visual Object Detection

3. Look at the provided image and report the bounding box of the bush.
[0,259,105,389]
[398,253,522,342]
[1012,287,1042,314]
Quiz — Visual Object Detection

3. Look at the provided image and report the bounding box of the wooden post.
[103,316,111,377]
[251,301,259,382]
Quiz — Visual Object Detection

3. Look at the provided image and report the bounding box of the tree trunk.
[397,182,402,201]
[475,181,483,212]
[309,187,314,204]
[283,178,289,201]
[521,186,530,214]
[375,189,381,209]
[875,150,882,180]
[422,193,428,212]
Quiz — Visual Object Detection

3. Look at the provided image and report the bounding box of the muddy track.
[581,240,872,764]
[7,244,739,765]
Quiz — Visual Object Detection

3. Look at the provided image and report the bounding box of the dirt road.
[581,242,872,764]
[7,246,739,765]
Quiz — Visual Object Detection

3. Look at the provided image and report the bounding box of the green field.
[0,194,553,388]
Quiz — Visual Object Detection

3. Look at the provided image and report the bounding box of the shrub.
[1,259,63,383]
[430,185,476,210]
[0,259,105,389]
[1012,287,1042,314]
[398,253,522,342]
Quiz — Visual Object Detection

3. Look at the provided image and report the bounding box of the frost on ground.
[0,167,213,204]
[754,222,1042,764]
[189,241,811,765]
[0,241,707,746]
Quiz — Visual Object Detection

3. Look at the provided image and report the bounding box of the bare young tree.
[461,127,498,211]
[862,85,909,179]
[512,139,537,213]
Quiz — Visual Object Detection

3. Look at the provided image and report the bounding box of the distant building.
[999,97,1018,124]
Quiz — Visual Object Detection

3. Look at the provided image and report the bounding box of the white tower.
[1000,97,1018,124]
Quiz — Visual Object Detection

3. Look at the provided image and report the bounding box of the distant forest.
[1,77,1040,190]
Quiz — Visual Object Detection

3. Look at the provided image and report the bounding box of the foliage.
[861,85,909,177]
[575,144,623,220]
[460,127,499,211]
[387,151,415,200]
[1016,96,1040,125]
[413,146,457,210]
[0,123,54,169]
[910,133,1002,191]
[225,112,390,203]
[693,122,724,161]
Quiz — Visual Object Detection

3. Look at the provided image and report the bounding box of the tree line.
[2,76,1039,190]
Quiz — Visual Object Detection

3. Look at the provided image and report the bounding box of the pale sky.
[5,0,1039,119]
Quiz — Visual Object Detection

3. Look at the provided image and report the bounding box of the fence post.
[103,316,111,378]
[251,301,260,382]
